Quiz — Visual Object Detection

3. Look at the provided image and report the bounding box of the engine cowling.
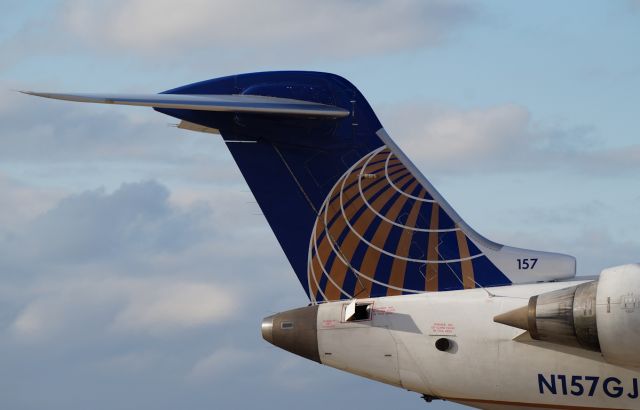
[494,264,640,367]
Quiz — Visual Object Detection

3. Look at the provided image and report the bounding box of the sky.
[0,1,639,409]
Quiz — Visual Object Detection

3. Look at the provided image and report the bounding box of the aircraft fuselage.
[263,280,639,409]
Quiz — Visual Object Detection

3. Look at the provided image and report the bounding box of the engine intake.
[494,264,640,367]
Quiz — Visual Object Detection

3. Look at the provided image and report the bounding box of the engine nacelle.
[596,264,640,366]
[495,264,640,367]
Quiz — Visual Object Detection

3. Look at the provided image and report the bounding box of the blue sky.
[1,1,639,409]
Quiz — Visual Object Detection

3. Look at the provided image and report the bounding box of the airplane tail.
[26,71,576,302]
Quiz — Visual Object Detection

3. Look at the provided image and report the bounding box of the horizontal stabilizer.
[20,91,350,118]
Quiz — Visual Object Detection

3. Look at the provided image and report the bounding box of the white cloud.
[2,178,293,344]
[11,300,53,338]
[0,90,220,163]
[582,144,640,173]
[0,181,212,266]
[2,180,256,342]
[270,356,318,391]
[0,175,290,286]
[380,101,640,175]
[382,102,551,172]
[11,276,238,341]
[3,0,476,66]
[10,276,117,341]
[112,280,238,333]
[385,103,531,166]
[189,347,258,382]
[96,350,162,373]
[0,173,64,229]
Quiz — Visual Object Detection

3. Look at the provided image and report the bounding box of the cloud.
[2,0,477,69]
[0,173,64,230]
[94,0,473,56]
[0,174,292,286]
[380,101,640,175]
[582,144,640,173]
[0,90,223,163]
[269,356,320,391]
[11,276,238,341]
[189,346,258,381]
[383,103,533,170]
[112,280,238,333]
[0,171,322,408]
[1,178,296,341]
[0,181,210,266]
[15,86,638,180]
[517,200,609,227]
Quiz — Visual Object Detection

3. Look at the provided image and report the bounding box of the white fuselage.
[315,281,639,410]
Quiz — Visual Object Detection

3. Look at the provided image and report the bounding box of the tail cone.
[493,305,530,331]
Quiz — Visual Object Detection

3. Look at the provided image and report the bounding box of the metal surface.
[261,315,274,345]
[317,280,640,409]
[261,305,320,363]
[495,281,605,353]
[527,295,539,339]
[21,91,350,118]
[493,304,529,331]
[596,264,640,366]
[573,281,600,351]
[534,286,577,345]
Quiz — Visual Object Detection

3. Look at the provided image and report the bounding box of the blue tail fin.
[155,71,576,302]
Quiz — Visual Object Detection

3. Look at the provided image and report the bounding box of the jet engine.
[495,264,640,367]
